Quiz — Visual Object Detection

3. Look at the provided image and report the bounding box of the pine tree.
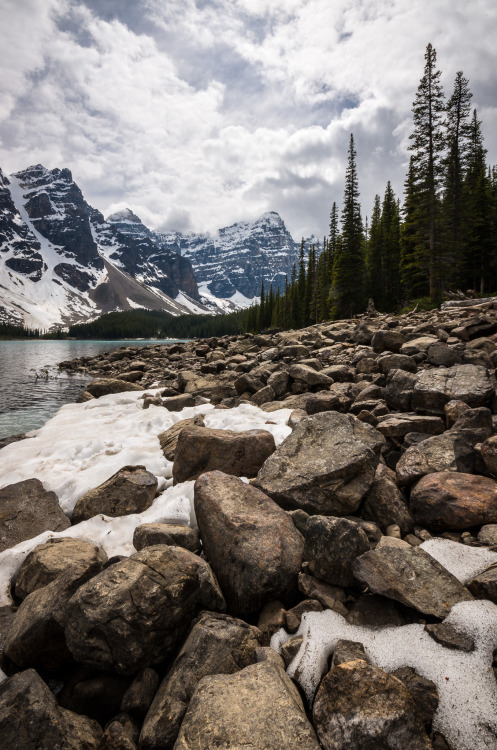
[462,110,493,293]
[443,71,473,286]
[400,156,428,300]
[366,194,382,304]
[381,181,401,309]
[330,134,365,318]
[409,43,446,299]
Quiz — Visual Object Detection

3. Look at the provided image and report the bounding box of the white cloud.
[0,0,496,240]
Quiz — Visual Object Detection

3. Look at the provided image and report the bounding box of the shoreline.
[1,303,497,747]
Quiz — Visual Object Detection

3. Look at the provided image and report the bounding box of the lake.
[0,339,183,440]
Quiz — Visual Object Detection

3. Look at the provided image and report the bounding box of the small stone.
[331,639,368,667]
[281,635,304,667]
[386,524,401,538]
[133,523,200,554]
[425,622,475,652]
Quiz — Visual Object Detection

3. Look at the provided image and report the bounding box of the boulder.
[255,412,384,515]
[385,369,417,411]
[164,544,226,612]
[14,537,107,600]
[305,390,352,415]
[390,666,439,730]
[288,364,333,387]
[58,670,132,727]
[450,406,493,445]
[376,413,445,438]
[424,622,475,652]
[378,353,417,374]
[233,373,265,395]
[352,546,473,618]
[173,661,321,750]
[172,426,275,483]
[85,378,143,397]
[298,573,348,614]
[0,669,102,749]
[194,472,303,615]
[121,668,160,720]
[412,364,493,415]
[481,435,497,476]
[361,465,413,534]
[162,393,196,411]
[4,563,102,672]
[139,612,261,750]
[410,472,497,530]
[426,341,461,367]
[0,478,70,553]
[467,563,497,604]
[285,599,324,633]
[395,431,474,487]
[303,516,370,587]
[133,523,201,554]
[72,466,157,524]
[371,329,406,353]
[64,545,201,674]
[157,416,204,461]
[400,335,438,356]
[312,660,431,750]
[331,639,368,667]
[478,524,497,546]
[267,370,290,397]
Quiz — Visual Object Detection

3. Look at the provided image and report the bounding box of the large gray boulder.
[255,412,385,515]
[4,563,102,672]
[14,537,107,600]
[64,545,201,674]
[194,472,304,615]
[139,612,262,750]
[0,669,102,749]
[0,478,70,553]
[396,431,474,487]
[303,516,370,587]
[173,661,321,750]
[173,426,276,483]
[412,364,493,415]
[361,464,413,534]
[313,660,431,750]
[72,465,157,523]
[352,546,473,618]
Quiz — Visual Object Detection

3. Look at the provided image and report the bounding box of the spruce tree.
[400,156,428,300]
[463,110,493,293]
[330,134,365,318]
[381,181,401,309]
[443,71,473,286]
[409,43,446,300]
[366,194,382,305]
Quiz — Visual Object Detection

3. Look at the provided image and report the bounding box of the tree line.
[248,43,497,332]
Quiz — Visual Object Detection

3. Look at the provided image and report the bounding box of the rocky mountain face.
[156,211,301,302]
[0,164,306,330]
[0,165,202,329]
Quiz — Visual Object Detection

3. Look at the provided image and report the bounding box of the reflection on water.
[0,339,178,439]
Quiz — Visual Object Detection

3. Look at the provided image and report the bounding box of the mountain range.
[0,164,304,330]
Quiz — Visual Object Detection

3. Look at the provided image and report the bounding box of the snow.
[420,538,497,583]
[272,598,497,750]
[174,291,211,315]
[0,392,292,606]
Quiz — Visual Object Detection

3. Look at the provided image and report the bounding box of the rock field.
[2,300,497,748]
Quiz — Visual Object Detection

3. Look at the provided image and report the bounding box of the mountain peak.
[106,208,142,224]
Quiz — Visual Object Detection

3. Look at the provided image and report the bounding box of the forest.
[250,43,497,332]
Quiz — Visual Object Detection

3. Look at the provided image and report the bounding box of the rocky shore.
[2,300,497,748]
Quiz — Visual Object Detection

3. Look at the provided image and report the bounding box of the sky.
[0,0,496,240]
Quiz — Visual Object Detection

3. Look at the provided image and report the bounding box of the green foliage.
[68,308,249,339]
[0,322,42,339]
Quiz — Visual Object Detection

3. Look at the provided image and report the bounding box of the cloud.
[0,0,496,240]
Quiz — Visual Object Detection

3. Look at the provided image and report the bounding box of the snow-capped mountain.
[0,165,204,330]
[0,163,309,330]
[156,211,301,305]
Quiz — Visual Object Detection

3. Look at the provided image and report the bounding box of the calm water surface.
[0,339,182,439]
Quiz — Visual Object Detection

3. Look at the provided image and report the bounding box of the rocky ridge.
[2,300,497,747]
[0,165,203,329]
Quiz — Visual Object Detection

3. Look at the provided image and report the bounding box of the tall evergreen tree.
[380,181,401,309]
[366,194,382,304]
[400,156,428,300]
[330,134,365,318]
[462,109,494,293]
[409,43,446,299]
[443,71,473,286]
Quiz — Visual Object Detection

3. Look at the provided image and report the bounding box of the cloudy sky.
[0,0,496,239]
